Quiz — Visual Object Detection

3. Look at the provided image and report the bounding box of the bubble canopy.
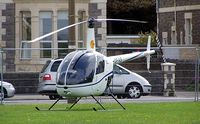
[57,50,101,86]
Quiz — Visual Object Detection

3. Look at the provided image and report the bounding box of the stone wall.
[158,0,200,45]
[159,10,200,45]
[159,0,200,8]
[1,3,15,72]
[3,72,39,94]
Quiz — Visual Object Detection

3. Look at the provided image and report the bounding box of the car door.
[110,65,130,94]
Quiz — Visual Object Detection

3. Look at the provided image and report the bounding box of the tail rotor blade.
[147,55,151,73]
[146,35,152,73]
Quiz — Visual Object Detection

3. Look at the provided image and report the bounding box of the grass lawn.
[0,102,200,124]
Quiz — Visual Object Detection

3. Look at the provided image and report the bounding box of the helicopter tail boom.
[109,36,155,71]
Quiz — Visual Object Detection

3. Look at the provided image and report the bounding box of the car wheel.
[117,95,122,99]
[126,84,142,99]
[3,88,7,98]
[49,95,58,100]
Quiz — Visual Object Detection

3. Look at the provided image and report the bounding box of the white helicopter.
[33,18,155,111]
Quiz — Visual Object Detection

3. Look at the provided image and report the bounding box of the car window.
[113,65,129,74]
[41,60,51,73]
[51,60,62,72]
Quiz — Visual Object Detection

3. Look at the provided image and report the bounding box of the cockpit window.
[57,51,96,85]
[57,51,78,85]
[96,55,105,74]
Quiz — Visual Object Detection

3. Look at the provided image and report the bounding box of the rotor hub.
[88,18,95,28]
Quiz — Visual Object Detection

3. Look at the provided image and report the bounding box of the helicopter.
[32,18,155,111]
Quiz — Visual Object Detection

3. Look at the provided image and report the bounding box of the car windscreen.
[50,60,62,72]
[41,60,51,73]
[113,65,129,74]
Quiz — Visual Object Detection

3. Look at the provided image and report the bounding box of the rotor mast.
[86,18,96,50]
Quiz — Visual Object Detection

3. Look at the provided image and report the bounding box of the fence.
[0,46,199,102]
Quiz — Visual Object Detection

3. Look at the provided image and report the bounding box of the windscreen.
[50,60,62,72]
[41,60,51,73]
[57,51,96,85]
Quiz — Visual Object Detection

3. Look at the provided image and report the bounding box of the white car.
[108,64,152,99]
[37,59,152,99]
[0,81,15,98]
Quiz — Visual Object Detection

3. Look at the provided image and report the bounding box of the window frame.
[184,13,192,45]
[39,11,53,58]
[96,55,105,74]
[113,65,130,75]
[57,10,69,58]
[20,11,32,60]
[20,41,32,60]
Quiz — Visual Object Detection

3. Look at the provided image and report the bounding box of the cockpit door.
[92,55,107,95]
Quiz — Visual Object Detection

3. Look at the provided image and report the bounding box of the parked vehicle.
[37,58,62,100]
[37,59,152,99]
[0,81,15,98]
[108,64,152,99]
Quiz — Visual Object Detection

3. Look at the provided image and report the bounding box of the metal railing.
[0,46,199,103]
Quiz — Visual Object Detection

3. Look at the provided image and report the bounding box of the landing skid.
[35,95,125,111]
[35,96,81,111]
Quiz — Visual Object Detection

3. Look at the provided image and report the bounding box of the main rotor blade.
[29,20,87,43]
[29,18,147,43]
[95,18,147,23]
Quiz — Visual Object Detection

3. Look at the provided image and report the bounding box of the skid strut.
[67,97,82,111]
[110,93,126,110]
[91,95,106,110]
[35,96,62,111]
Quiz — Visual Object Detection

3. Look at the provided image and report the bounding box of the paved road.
[1,92,199,105]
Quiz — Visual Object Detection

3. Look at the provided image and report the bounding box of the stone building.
[0,0,107,72]
[157,0,200,59]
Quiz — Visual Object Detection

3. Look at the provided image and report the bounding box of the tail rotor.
[146,36,151,73]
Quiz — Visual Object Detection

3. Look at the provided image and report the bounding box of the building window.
[184,13,192,45]
[162,32,168,45]
[39,11,52,58]
[20,11,31,59]
[57,10,68,58]
[21,41,31,59]
[171,25,176,45]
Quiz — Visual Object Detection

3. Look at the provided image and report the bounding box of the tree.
[107,0,156,34]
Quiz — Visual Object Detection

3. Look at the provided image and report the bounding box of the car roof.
[52,58,63,61]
